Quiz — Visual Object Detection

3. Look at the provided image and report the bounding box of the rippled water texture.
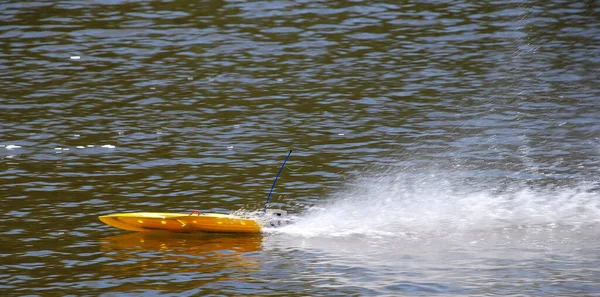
[1,0,600,296]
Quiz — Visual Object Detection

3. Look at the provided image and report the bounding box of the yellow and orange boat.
[100,151,292,234]
[99,211,263,234]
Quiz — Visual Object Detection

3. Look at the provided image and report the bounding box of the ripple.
[1,0,599,295]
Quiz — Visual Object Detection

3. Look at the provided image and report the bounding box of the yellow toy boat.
[99,211,263,234]
[99,151,292,234]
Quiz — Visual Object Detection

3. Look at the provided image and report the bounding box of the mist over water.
[272,169,600,242]
[259,171,600,296]
[261,170,600,296]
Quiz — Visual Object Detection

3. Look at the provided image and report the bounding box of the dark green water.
[1,1,600,296]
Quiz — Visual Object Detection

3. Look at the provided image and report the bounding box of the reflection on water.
[101,232,262,260]
[99,232,262,293]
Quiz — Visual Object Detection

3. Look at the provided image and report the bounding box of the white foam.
[273,172,600,240]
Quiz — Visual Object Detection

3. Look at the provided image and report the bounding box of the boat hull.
[99,212,262,233]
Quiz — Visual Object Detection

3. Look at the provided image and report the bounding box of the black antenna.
[263,150,292,213]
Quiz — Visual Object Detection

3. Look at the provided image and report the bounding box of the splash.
[271,171,600,241]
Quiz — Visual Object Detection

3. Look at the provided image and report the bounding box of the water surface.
[1,0,600,296]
